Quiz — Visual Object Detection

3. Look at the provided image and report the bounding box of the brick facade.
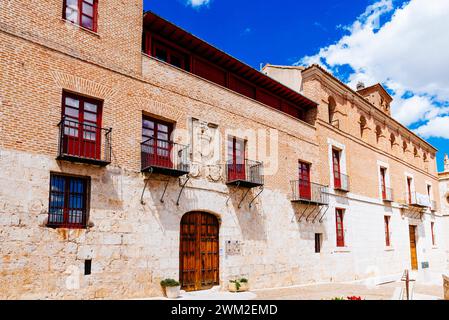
[1,1,448,299]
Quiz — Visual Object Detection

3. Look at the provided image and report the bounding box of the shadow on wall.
[291,203,329,242]
[55,162,124,211]
[225,186,267,241]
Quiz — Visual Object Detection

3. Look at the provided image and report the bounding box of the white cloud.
[414,117,449,139]
[186,0,211,8]
[298,0,449,138]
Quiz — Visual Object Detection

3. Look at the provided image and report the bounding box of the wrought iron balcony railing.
[57,117,112,166]
[290,180,329,205]
[333,171,350,192]
[226,159,264,188]
[141,138,190,177]
[382,187,394,202]
[404,192,431,208]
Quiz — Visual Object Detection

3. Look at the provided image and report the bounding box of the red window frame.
[336,209,345,247]
[332,149,341,189]
[431,222,436,246]
[61,91,103,160]
[48,173,90,229]
[384,216,391,247]
[380,167,387,200]
[151,40,189,71]
[227,137,246,181]
[298,161,311,200]
[142,116,174,169]
[63,0,98,32]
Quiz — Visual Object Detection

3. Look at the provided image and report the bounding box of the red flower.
[347,296,362,300]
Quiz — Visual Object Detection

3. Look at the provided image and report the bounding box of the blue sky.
[144,0,449,172]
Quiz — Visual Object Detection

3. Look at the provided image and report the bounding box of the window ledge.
[60,19,100,38]
[385,247,395,251]
[333,247,351,253]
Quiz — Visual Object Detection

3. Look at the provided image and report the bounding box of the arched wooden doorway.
[180,212,220,291]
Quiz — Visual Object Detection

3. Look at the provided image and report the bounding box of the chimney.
[356,82,365,91]
[445,154,449,172]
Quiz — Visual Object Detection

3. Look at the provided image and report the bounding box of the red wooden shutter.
[431,222,435,246]
[384,216,390,247]
[336,209,345,247]
[333,149,341,189]
[62,92,102,160]
[380,168,387,199]
[142,116,173,169]
[298,161,311,200]
[227,137,246,181]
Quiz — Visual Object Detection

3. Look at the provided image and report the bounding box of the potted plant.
[228,278,249,292]
[160,279,181,299]
[239,278,249,291]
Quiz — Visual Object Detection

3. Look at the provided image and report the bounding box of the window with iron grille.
[48,174,90,229]
[63,0,98,32]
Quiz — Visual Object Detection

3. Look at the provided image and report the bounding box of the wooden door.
[180,212,219,291]
[332,149,341,189]
[409,225,418,270]
[227,137,246,181]
[298,161,311,200]
[62,92,102,160]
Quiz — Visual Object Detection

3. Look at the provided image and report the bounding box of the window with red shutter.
[141,116,173,169]
[336,209,345,247]
[63,0,98,32]
[380,167,387,200]
[298,161,311,200]
[431,222,436,246]
[384,216,391,247]
[332,149,341,189]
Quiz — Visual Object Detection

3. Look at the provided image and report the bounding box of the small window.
[48,174,89,229]
[315,233,322,253]
[384,216,391,247]
[63,0,98,32]
[336,209,345,247]
[151,41,189,71]
[84,259,92,275]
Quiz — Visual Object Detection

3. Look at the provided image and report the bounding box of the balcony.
[405,192,431,208]
[226,159,264,188]
[290,180,329,205]
[57,117,112,166]
[333,171,350,192]
[382,187,394,202]
[141,138,190,177]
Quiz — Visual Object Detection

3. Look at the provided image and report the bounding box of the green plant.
[229,280,241,291]
[160,279,180,287]
[239,278,248,283]
[331,296,345,300]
